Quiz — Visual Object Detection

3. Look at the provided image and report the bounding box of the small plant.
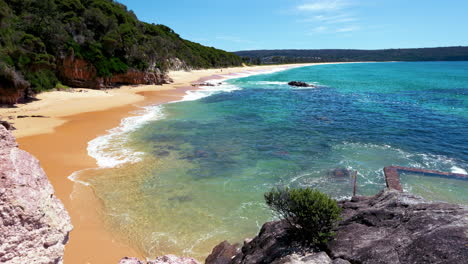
[264,187,342,249]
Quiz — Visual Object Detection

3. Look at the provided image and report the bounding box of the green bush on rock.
[264,187,342,249]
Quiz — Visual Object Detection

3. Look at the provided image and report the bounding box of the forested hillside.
[236,47,468,64]
[0,0,242,104]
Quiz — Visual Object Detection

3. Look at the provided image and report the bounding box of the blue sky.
[118,0,468,51]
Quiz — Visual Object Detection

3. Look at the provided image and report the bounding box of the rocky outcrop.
[287,81,315,88]
[0,120,15,131]
[0,65,30,105]
[271,252,333,264]
[167,58,189,71]
[119,255,200,264]
[206,189,468,264]
[0,126,72,263]
[328,189,468,264]
[206,241,240,264]
[59,53,172,89]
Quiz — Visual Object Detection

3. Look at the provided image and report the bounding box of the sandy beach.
[0,63,315,264]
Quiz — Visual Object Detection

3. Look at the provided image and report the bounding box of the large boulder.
[327,189,468,264]
[0,126,72,263]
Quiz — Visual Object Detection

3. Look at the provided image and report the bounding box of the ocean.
[72,61,468,259]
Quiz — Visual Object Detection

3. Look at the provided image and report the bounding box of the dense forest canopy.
[236,47,468,64]
[0,0,242,93]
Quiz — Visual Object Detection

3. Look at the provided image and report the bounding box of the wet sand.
[18,88,192,263]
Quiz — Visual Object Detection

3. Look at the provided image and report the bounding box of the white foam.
[87,105,165,168]
[179,83,242,102]
[68,170,91,186]
[250,81,289,85]
[451,166,467,174]
[176,65,301,103]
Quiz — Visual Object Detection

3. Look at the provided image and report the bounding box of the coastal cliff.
[0,125,72,263]
[59,53,172,89]
[203,189,468,264]
[0,0,242,104]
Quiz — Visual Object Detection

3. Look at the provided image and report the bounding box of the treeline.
[236,47,468,65]
[0,0,242,93]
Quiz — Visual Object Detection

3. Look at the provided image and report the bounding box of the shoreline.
[4,63,320,264]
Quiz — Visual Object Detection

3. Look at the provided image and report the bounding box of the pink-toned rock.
[119,257,144,264]
[0,126,72,264]
[119,255,201,264]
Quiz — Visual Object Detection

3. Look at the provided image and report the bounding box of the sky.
[118,0,468,52]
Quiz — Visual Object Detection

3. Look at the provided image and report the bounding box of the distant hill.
[235,46,468,64]
[0,0,242,104]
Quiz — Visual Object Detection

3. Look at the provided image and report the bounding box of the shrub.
[25,69,58,92]
[264,187,342,249]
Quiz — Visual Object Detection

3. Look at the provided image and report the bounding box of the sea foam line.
[68,105,165,185]
[69,65,308,186]
[87,104,165,168]
[176,65,299,103]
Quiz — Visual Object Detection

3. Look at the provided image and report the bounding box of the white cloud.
[336,25,360,32]
[296,0,363,35]
[297,0,350,12]
[301,14,357,24]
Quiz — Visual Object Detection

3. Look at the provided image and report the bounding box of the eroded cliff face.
[0,125,72,264]
[59,54,173,89]
[0,67,30,105]
[205,189,468,264]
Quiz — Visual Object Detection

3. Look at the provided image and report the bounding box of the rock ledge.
[0,126,72,263]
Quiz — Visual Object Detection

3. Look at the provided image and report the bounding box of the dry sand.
[0,63,317,264]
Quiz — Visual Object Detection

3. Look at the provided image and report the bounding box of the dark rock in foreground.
[329,189,468,264]
[206,189,468,264]
[206,241,241,264]
[0,126,72,263]
[288,81,316,88]
[0,120,15,130]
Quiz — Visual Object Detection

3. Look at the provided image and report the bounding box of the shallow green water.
[77,62,468,259]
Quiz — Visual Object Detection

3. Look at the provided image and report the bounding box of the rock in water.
[288,81,315,88]
[328,189,468,264]
[0,126,72,264]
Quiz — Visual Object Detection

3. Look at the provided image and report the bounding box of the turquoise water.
[81,62,468,259]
